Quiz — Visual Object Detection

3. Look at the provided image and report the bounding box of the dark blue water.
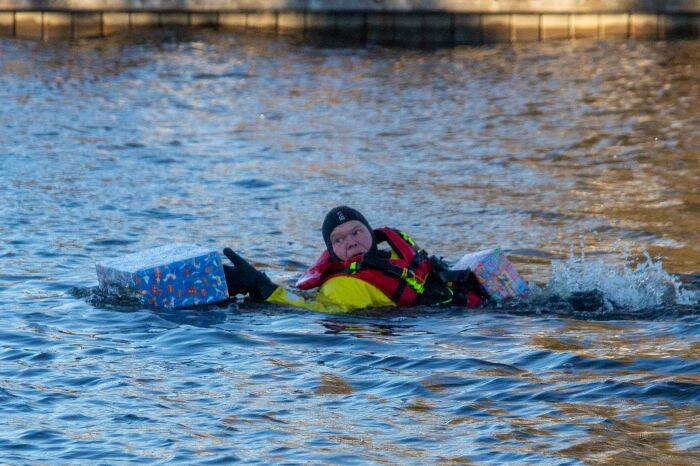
[1,31,698,463]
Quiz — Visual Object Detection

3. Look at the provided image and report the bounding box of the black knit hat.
[322,206,374,260]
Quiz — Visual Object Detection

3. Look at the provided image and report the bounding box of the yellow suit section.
[265,275,395,314]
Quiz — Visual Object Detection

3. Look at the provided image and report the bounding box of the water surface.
[0,32,698,463]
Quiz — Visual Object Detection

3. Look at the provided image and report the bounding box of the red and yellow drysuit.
[265,227,483,314]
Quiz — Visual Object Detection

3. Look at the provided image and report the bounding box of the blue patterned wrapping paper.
[96,244,229,309]
[452,248,528,301]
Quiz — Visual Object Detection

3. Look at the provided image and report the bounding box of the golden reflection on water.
[531,335,585,351]
[402,397,435,413]
[554,402,700,464]
[526,320,699,361]
[315,372,355,395]
[267,357,301,369]
[437,456,475,465]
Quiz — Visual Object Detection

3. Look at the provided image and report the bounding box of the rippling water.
[1,31,699,463]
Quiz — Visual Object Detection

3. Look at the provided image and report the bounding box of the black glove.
[359,252,391,271]
[222,248,278,301]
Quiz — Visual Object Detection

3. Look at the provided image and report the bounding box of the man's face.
[330,220,373,261]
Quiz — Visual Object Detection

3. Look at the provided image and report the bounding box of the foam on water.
[542,245,697,312]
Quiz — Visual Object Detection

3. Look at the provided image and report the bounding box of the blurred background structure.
[0,0,698,43]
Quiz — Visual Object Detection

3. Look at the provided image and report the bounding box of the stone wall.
[0,1,697,42]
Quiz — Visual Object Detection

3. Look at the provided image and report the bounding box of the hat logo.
[337,212,345,222]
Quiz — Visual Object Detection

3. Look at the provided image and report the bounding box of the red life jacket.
[295,227,434,307]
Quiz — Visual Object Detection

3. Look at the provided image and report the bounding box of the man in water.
[223,206,485,314]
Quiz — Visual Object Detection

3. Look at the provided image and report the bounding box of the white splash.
[544,246,696,311]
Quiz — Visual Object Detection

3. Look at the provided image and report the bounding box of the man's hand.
[222,248,278,301]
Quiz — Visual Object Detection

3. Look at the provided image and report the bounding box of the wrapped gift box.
[452,248,528,301]
[96,244,229,309]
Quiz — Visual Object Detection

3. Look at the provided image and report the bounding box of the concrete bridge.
[0,1,698,43]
